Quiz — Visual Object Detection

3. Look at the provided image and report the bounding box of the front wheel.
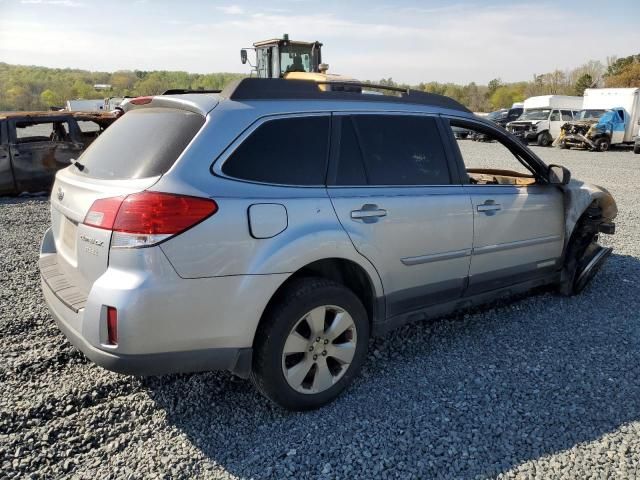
[633,143,640,154]
[537,131,553,147]
[251,278,369,410]
[594,137,610,152]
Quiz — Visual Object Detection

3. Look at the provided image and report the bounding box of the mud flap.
[573,245,613,294]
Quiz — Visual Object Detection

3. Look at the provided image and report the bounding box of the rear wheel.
[251,278,369,410]
[537,131,553,147]
[633,143,640,154]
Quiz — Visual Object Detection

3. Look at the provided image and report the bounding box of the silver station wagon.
[40,78,617,410]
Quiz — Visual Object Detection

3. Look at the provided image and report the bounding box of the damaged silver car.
[40,79,617,410]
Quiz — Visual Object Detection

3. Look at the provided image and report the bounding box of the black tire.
[594,137,610,152]
[537,131,552,147]
[633,143,640,154]
[251,277,369,410]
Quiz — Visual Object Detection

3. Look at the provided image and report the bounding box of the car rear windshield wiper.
[70,159,85,171]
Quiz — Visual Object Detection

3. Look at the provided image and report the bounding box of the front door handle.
[351,204,387,222]
[477,200,501,214]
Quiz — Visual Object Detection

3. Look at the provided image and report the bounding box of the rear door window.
[221,115,330,186]
[561,110,573,121]
[350,115,451,186]
[15,120,71,143]
[77,108,204,179]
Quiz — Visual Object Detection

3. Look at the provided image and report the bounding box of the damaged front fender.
[562,180,617,244]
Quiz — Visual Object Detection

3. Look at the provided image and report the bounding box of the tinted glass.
[335,117,367,185]
[77,108,204,179]
[561,110,573,121]
[222,116,329,185]
[352,115,450,185]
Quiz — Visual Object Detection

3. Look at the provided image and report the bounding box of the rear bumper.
[41,276,252,377]
[38,226,289,378]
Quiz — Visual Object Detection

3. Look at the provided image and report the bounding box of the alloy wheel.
[281,305,357,394]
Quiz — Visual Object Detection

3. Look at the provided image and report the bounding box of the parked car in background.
[506,95,583,146]
[0,111,116,195]
[555,88,640,151]
[472,106,523,141]
[486,106,523,128]
[40,78,617,410]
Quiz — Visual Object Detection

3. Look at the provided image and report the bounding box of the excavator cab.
[241,34,325,79]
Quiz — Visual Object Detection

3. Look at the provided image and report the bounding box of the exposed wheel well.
[255,258,378,346]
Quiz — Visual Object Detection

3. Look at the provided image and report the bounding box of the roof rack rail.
[220,78,470,113]
[316,81,410,95]
[162,89,222,95]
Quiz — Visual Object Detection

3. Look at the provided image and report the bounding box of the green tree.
[40,89,61,107]
[574,73,593,95]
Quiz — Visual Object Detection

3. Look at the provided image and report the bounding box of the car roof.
[128,78,475,119]
[0,111,117,121]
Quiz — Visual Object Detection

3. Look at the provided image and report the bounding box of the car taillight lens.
[84,192,217,248]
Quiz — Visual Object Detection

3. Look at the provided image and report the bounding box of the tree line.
[0,54,638,112]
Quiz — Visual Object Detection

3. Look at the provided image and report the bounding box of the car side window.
[561,110,573,121]
[350,115,451,186]
[550,110,561,121]
[15,120,71,143]
[222,116,330,186]
[448,120,536,185]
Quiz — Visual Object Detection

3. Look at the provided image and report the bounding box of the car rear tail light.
[84,196,125,229]
[84,192,217,248]
[106,306,118,345]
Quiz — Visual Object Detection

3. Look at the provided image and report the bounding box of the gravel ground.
[1,145,640,479]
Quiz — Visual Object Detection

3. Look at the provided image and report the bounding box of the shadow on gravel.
[145,253,640,479]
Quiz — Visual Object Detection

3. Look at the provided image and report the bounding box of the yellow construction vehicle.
[240,34,359,91]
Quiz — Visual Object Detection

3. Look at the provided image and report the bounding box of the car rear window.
[76,108,204,179]
[221,116,330,186]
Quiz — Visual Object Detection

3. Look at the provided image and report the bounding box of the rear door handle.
[351,204,387,222]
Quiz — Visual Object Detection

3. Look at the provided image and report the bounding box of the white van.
[506,95,583,146]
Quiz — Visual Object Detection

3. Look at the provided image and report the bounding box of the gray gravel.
[2,145,640,479]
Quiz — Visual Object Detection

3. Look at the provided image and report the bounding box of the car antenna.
[70,158,85,171]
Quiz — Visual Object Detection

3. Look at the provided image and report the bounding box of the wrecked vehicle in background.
[555,88,640,151]
[0,111,116,196]
[506,95,582,147]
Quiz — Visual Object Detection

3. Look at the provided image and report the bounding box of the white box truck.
[556,88,640,151]
[65,99,108,112]
[506,95,583,146]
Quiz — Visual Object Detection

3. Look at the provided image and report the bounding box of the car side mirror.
[240,49,248,65]
[548,164,571,185]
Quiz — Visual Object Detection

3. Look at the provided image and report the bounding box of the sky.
[1,0,639,85]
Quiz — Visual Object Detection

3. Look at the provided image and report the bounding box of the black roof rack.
[220,78,471,113]
[162,89,222,95]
